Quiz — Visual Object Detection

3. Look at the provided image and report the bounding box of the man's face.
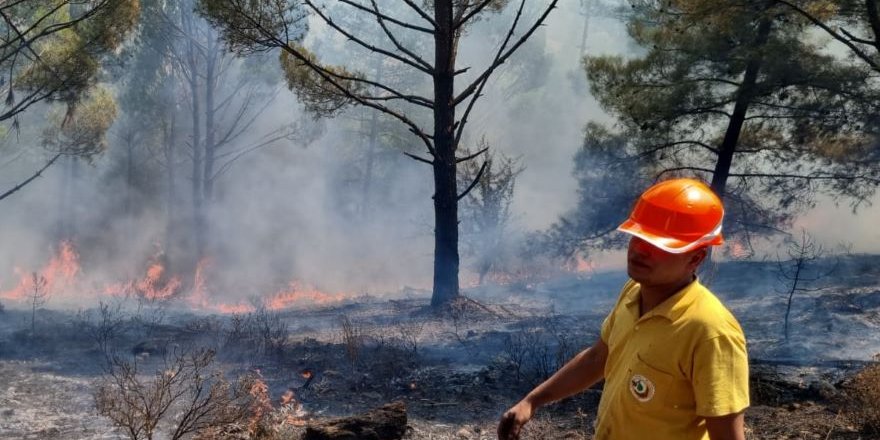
[626,236,706,286]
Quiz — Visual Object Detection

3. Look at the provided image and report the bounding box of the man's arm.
[705,411,746,440]
[497,339,608,440]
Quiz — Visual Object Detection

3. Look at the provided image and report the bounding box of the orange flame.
[572,255,596,274]
[0,241,79,301]
[215,303,255,314]
[279,387,307,427]
[188,258,211,308]
[136,264,181,300]
[264,282,345,310]
[280,388,296,406]
[103,262,182,301]
[248,370,272,435]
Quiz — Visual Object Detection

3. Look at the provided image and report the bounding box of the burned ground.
[1,255,880,439]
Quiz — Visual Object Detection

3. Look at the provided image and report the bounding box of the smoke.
[0,0,878,312]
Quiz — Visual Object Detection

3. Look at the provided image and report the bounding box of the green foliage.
[584,0,875,240]
[2,0,140,114]
[279,45,365,116]
[534,123,645,259]
[197,0,307,55]
[42,86,118,159]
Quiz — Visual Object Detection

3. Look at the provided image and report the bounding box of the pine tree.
[585,0,876,248]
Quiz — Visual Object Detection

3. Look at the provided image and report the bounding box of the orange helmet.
[617,178,724,254]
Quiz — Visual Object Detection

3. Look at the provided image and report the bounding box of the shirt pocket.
[630,355,695,411]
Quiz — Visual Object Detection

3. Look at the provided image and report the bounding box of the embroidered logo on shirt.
[630,374,655,402]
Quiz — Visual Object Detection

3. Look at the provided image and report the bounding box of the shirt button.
[635,325,640,331]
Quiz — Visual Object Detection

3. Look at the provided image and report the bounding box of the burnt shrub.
[499,316,587,388]
[221,307,289,362]
[95,348,256,440]
[840,359,880,435]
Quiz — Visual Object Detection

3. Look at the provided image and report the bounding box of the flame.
[215,303,255,314]
[572,255,596,274]
[1,242,353,315]
[279,387,307,427]
[264,282,345,310]
[280,388,296,406]
[461,266,551,289]
[285,416,307,427]
[248,370,273,435]
[188,258,211,308]
[103,262,182,301]
[136,264,181,300]
[0,241,80,301]
[729,239,751,259]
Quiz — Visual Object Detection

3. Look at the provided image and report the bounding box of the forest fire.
[247,372,308,432]
[187,258,211,309]
[103,262,182,301]
[0,241,80,301]
[263,282,346,310]
[0,241,349,314]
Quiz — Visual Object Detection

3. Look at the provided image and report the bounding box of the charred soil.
[2,255,880,439]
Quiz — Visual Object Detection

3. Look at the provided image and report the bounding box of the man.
[498,178,749,440]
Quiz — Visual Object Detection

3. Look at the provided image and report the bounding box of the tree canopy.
[579,0,879,255]
[199,0,559,308]
[1,0,139,123]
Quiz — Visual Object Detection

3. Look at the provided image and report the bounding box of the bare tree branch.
[458,160,488,201]
[774,0,880,71]
[454,0,528,148]
[405,151,435,165]
[0,153,61,201]
[453,0,559,106]
[840,27,877,46]
[655,166,880,184]
[454,0,496,30]
[304,0,434,75]
[402,0,437,28]
[202,2,437,155]
[456,146,489,163]
[337,0,435,33]
[212,131,292,180]
[369,0,434,72]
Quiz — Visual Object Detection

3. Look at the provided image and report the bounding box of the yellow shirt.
[594,278,749,440]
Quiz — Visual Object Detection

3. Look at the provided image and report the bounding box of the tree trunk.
[361,59,383,218]
[189,78,205,264]
[200,39,218,263]
[203,40,217,203]
[431,1,460,308]
[579,1,591,57]
[183,6,206,264]
[710,18,772,199]
[125,130,135,242]
[163,116,177,273]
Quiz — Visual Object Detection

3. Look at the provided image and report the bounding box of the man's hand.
[498,340,608,439]
[497,398,535,440]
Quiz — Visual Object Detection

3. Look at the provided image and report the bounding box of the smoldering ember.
[2,1,880,440]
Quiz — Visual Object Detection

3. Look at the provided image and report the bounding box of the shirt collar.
[624,277,703,322]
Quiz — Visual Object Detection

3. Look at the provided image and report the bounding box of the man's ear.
[688,248,708,270]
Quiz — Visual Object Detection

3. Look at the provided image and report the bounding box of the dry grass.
[840,360,880,435]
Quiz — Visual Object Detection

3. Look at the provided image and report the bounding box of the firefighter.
[498,178,748,440]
